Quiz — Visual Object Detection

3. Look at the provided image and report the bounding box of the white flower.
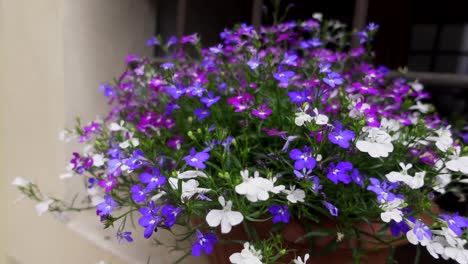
[58,129,76,142]
[177,170,208,179]
[312,108,329,125]
[385,163,412,183]
[269,177,285,194]
[312,12,323,21]
[282,186,305,203]
[235,170,273,202]
[356,127,394,158]
[405,171,425,189]
[206,196,243,234]
[119,136,139,149]
[444,246,468,264]
[108,120,127,132]
[433,160,452,193]
[295,111,313,126]
[425,236,445,259]
[446,150,468,175]
[409,80,424,92]
[150,191,166,201]
[92,154,106,167]
[427,126,453,152]
[380,118,401,132]
[229,242,263,264]
[11,177,30,187]
[293,253,310,264]
[409,101,431,113]
[59,163,74,179]
[380,198,404,223]
[35,199,53,216]
[168,178,210,202]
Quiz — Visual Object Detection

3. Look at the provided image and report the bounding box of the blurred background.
[1,0,467,263]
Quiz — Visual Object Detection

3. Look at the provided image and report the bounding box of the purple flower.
[323,72,343,87]
[227,93,254,112]
[188,83,206,97]
[273,70,295,84]
[323,201,339,216]
[327,161,353,184]
[96,195,118,216]
[251,104,272,119]
[99,176,118,193]
[269,204,290,223]
[160,62,174,70]
[194,108,211,121]
[367,22,379,31]
[367,178,397,203]
[167,135,184,150]
[282,52,298,66]
[131,185,147,204]
[209,44,223,54]
[462,132,468,144]
[139,168,166,191]
[161,204,182,227]
[390,220,410,237]
[166,36,177,47]
[289,146,316,171]
[288,90,310,104]
[192,230,217,257]
[200,92,221,108]
[117,231,133,243]
[319,63,331,73]
[328,126,355,149]
[180,33,199,45]
[351,169,365,187]
[412,220,432,241]
[146,36,159,46]
[165,85,186,99]
[124,150,146,171]
[247,57,260,70]
[98,83,116,98]
[184,148,210,169]
[138,201,163,239]
[440,213,468,236]
[309,176,323,194]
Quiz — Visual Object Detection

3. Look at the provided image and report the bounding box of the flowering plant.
[14,15,468,264]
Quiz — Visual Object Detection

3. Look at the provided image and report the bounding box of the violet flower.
[327,161,353,184]
[194,108,211,121]
[161,204,182,227]
[323,201,339,216]
[323,72,343,87]
[138,201,163,239]
[130,185,148,204]
[289,146,316,171]
[96,195,118,216]
[367,178,397,203]
[139,168,166,191]
[183,148,210,169]
[269,204,290,223]
[117,231,133,243]
[440,213,468,236]
[328,126,355,149]
[200,92,221,108]
[251,104,272,119]
[192,230,218,257]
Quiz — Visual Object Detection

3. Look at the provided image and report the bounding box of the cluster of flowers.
[14,14,468,264]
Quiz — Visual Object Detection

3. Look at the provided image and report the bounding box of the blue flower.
[165,84,186,99]
[191,230,217,257]
[309,176,323,194]
[247,57,260,70]
[146,36,160,46]
[98,83,116,98]
[183,148,210,169]
[124,150,145,171]
[282,52,298,66]
[269,204,290,223]
[327,161,353,184]
[389,220,410,237]
[328,125,355,149]
[117,231,133,243]
[323,201,338,216]
[273,69,295,83]
[160,62,174,70]
[351,168,365,187]
[130,185,147,204]
[160,205,182,228]
[288,90,309,104]
[200,92,221,108]
[289,146,316,171]
[138,201,163,239]
[412,220,432,241]
[367,178,397,203]
[440,213,468,236]
[194,108,211,121]
[139,168,166,191]
[96,195,118,216]
[323,72,343,87]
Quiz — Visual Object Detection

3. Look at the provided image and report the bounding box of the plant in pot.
[13,15,468,264]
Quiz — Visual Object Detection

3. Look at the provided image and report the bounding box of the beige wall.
[0,1,206,263]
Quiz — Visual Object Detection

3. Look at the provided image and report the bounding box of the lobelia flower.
[407,220,432,246]
[327,161,353,184]
[183,148,210,169]
[235,170,275,202]
[247,57,260,70]
[251,104,272,119]
[386,163,426,189]
[130,185,148,204]
[446,147,468,174]
[167,136,184,150]
[440,213,468,236]
[282,52,298,66]
[309,176,323,194]
[293,254,310,264]
[117,231,133,243]
[146,36,159,46]
[379,198,404,223]
[11,177,30,188]
[356,127,394,158]
[99,176,118,193]
[269,204,290,223]
[273,69,295,84]
[312,108,329,125]
[367,178,397,203]
[289,146,316,171]
[96,195,118,216]
[192,230,217,257]
[160,204,182,227]
[323,201,339,216]
[323,72,343,87]
[36,199,54,216]
[206,196,243,234]
[229,242,263,264]
[390,220,411,237]
[351,169,365,187]
[426,126,453,152]
[92,154,106,167]
[194,108,211,121]
[168,178,210,202]
[282,186,305,203]
[328,125,355,149]
[138,201,162,239]
[200,92,221,108]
